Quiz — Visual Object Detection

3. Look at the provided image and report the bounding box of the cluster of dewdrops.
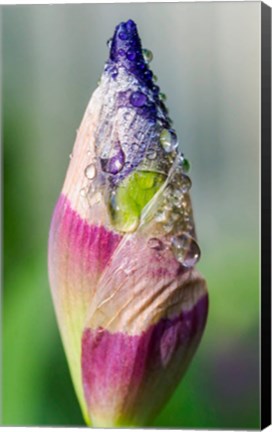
[137,48,200,268]
[79,40,200,269]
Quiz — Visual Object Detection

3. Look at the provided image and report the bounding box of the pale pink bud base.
[82,294,208,427]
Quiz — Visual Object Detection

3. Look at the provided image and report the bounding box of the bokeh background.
[3,2,260,428]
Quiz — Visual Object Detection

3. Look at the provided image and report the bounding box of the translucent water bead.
[101,148,125,175]
[182,158,190,173]
[130,91,147,107]
[84,164,97,180]
[171,233,201,268]
[177,154,190,173]
[142,48,153,63]
[160,129,178,153]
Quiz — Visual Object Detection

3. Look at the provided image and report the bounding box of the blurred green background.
[3,2,260,428]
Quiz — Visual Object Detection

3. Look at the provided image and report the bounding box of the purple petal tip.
[110,20,142,63]
[106,20,156,91]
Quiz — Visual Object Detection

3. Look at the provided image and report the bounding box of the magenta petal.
[48,194,122,421]
[82,294,208,426]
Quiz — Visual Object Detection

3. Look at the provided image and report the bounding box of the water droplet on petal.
[118,48,126,57]
[126,20,136,31]
[111,67,118,79]
[160,129,179,153]
[84,164,97,180]
[127,49,137,61]
[159,92,167,101]
[123,217,140,232]
[144,70,153,80]
[80,187,87,197]
[148,237,164,251]
[130,91,147,107]
[135,130,144,140]
[152,85,160,96]
[170,211,180,222]
[175,200,183,209]
[109,190,140,233]
[119,31,128,40]
[69,153,73,160]
[101,147,125,175]
[124,111,132,121]
[181,175,192,193]
[147,150,157,160]
[171,233,200,268]
[177,153,185,164]
[155,210,169,223]
[163,222,174,233]
[142,48,153,63]
[112,158,124,173]
[107,38,112,48]
[182,158,190,173]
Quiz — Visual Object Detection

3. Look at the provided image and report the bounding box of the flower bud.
[48,19,208,427]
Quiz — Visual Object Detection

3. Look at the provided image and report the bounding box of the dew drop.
[69,153,73,160]
[163,222,174,233]
[126,20,135,31]
[124,111,132,121]
[163,184,174,198]
[111,67,118,79]
[159,92,167,101]
[174,200,183,209]
[84,164,96,180]
[101,147,125,175]
[127,49,137,61]
[118,48,126,57]
[119,31,128,40]
[170,211,180,222]
[160,129,179,153]
[148,237,164,251]
[130,91,147,107]
[147,150,157,160]
[142,48,153,63]
[144,70,153,80]
[125,217,140,233]
[171,233,200,268]
[135,130,144,140]
[152,85,160,96]
[112,158,124,173]
[107,38,112,48]
[80,187,87,197]
[138,62,146,71]
[155,210,169,223]
[182,158,190,173]
[181,175,192,193]
[109,190,140,233]
[177,153,185,165]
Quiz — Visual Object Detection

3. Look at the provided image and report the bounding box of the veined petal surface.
[48,19,208,427]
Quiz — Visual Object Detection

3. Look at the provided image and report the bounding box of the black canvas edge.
[261,2,271,430]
